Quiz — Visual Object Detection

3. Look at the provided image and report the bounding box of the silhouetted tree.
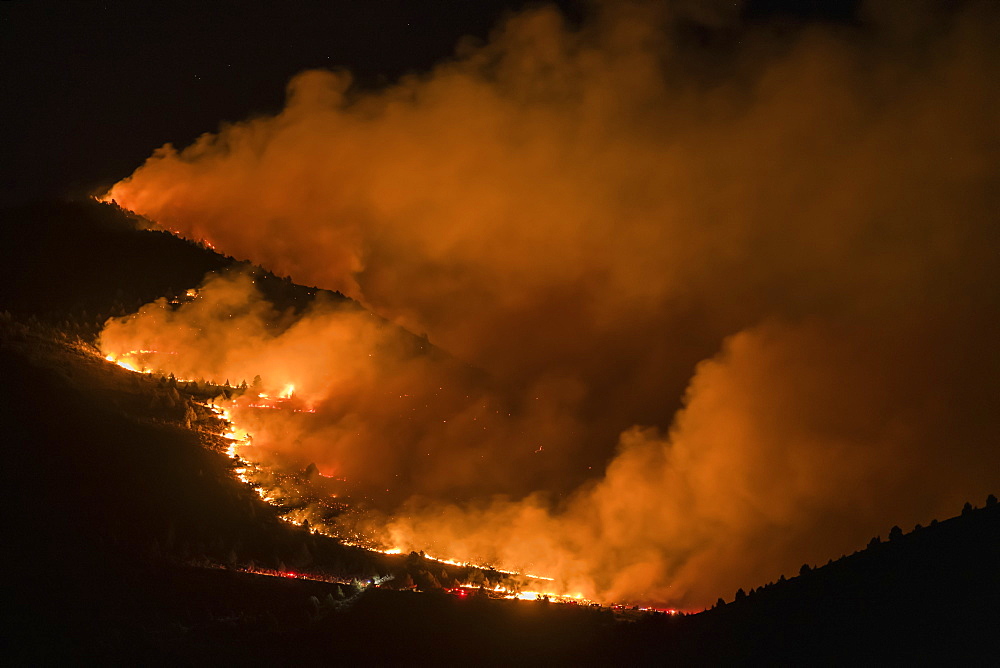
[183,405,197,428]
[889,525,903,541]
[799,563,811,576]
[406,551,424,570]
[962,501,973,515]
[735,588,746,602]
[987,494,998,508]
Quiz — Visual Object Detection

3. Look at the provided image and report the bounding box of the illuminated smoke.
[101,2,1000,606]
[100,270,583,502]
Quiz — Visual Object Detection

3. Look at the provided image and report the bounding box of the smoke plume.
[101,1,1000,607]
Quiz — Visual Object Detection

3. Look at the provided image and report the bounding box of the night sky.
[1,0,859,205]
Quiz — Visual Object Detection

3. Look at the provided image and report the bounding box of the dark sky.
[1,0,859,205]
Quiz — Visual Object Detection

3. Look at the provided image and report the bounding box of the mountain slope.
[2,198,996,663]
[619,500,1000,664]
[0,199,339,337]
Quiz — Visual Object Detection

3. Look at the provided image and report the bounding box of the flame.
[105,353,140,373]
[97,286,603,604]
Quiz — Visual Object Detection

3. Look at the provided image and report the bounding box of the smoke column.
[102,1,1000,606]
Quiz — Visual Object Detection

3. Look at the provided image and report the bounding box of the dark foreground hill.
[625,499,1000,665]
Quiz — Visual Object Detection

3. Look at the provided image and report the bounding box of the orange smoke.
[100,269,587,502]
[101,2,1000,606]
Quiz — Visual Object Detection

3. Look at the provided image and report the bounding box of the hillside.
[0,199,343,338]
[2,199,997,663]
[6,329,995,663]
[622,499,1000,664]
[0,321,527,661]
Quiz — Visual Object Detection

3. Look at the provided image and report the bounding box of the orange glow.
[98,1,1000,609]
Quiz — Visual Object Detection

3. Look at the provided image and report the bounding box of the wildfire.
[105,349,183,377]
[411,551,555,583]
[106,354,140,373]
[96,345,595,607]
[443,585,595,606]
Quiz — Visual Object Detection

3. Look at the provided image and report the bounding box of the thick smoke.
[102,1,999,606]
[100,270,584,503]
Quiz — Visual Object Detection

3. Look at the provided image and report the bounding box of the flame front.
[98,286,585,603]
